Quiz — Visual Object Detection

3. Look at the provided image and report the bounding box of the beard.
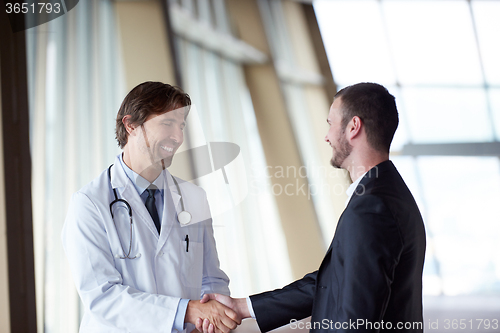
[139,125,176,170]
[160,156,173,169]
[330,132,352,169]
[138,142,167,170]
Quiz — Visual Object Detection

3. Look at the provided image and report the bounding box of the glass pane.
[314,0,396,86]
[401,87,494,143]
[390,156,424,211]
[488,88,500,141]
[388,86,410,152]
[418,157,500,295]
[383,0,483,85]
[472,0,500,85]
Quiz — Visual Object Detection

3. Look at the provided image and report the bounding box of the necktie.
[145,188,161,233]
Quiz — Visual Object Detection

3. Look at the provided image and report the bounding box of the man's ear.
[347,116,362,140]
[122,115,136,136]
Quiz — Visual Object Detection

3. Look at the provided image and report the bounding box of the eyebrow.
[164,118,185,126]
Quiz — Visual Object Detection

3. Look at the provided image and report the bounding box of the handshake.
[185,294,249,333]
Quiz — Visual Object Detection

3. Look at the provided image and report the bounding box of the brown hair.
[115,81,191,148]
[334,82,398,153]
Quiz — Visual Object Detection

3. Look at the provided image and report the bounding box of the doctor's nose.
[169,128,183,144]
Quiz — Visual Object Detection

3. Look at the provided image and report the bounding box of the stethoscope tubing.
[107,164,192,259]
[108,165,138,259]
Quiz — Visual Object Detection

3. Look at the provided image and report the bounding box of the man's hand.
[185,299,241,333]
[195,294,251,333]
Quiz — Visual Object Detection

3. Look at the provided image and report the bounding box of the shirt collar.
[118,153,165,195]
[345,171,367,207]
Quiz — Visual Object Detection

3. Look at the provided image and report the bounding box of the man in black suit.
[197,83,426,332]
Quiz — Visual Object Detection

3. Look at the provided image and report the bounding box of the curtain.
[26,1,124,331]
[170,0,294,296]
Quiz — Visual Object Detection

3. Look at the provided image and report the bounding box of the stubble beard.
[137,132,172,180]
[146,150,173,171]
[330,132,352,169]
[139,125,174,171]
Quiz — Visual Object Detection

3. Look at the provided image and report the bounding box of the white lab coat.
[62,155,230,333]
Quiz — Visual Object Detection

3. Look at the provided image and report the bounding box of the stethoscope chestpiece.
[178,211,192,225]
[172,176,192,226]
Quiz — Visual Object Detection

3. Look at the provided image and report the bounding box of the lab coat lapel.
[110,156,161,238]
[156,169,181,251]
[167,171,181,210]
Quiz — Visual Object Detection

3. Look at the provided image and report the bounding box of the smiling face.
[138,108,186,170]
[325,98,352,169]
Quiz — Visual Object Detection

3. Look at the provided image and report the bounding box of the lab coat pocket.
[180,239,204,288]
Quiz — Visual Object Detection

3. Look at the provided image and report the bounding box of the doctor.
[62,82,240,333]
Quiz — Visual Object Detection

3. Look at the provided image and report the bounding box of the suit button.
[158,252,164,257]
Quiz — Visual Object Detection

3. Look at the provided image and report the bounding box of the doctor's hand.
[185,299,241,333]
[196,294,251,333]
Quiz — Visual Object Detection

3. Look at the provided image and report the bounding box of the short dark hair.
[115,81,191,148]
[334,82,398,153]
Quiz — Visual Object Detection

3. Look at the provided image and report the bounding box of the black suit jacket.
[250,161,426,332]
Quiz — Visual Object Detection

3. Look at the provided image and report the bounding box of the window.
[315,0,500,295]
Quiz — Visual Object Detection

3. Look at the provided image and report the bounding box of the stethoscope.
[108,164,192,259]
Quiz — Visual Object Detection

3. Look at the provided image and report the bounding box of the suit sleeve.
[250,271,317,332]
[336,194,404,328]
[62,191,181,332]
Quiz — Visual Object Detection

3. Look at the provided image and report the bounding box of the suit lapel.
[324,210,345,257]
[322,160,395,257]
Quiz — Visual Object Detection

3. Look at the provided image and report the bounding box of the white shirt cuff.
[246,297,256,319]
[174,298,190,331]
